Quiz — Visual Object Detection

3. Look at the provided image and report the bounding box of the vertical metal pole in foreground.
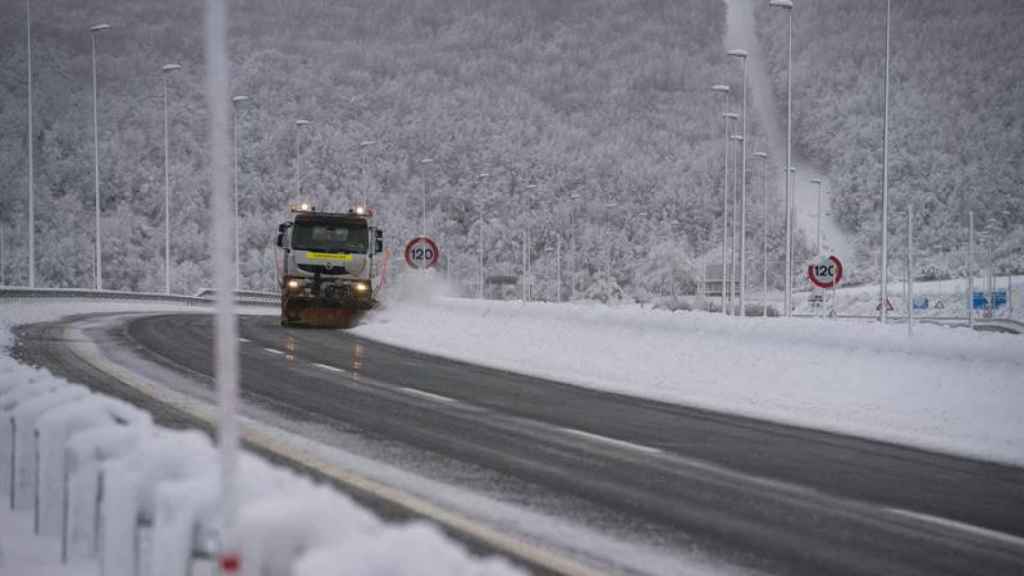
[478,222,484,299]
[521,231,527,303]
[780,2,794,317]
[880,0,892,324]
[26,0,34,287]
[1,222,5,286]
[205,0,241,570]
[907,205,913,336]
[968,211,974,329]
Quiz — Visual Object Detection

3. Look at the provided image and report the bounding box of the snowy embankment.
[358,281,1024,466]
[0,300,520,576]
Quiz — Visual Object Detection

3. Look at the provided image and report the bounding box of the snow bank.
[0,299,524,576]
[356,297,1024,465]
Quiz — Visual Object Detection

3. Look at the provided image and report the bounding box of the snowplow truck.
[275,205,385,327]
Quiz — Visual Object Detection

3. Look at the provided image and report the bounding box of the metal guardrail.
[0,287,277,307]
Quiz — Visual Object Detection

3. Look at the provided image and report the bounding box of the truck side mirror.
[276,223,289,248]
[276,233,284,248]
[375,240,384,254]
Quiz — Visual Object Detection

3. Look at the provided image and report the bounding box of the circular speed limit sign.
[807,255,843,289]
[404,236,440,270]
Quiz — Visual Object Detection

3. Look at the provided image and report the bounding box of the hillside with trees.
[2,0,788,300]
[754,0,1024,279]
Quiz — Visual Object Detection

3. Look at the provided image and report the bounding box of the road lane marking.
[313,363,344,373]
[559,427,662,455]
[400,387,459,404]
[884,507,1024,551]
[263,347,284,355]
[239,337,251,343]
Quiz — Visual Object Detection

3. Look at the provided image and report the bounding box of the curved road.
[15,312,1024,575]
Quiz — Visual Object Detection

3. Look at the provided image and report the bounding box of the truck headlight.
[354,282,369,293]
[287,279,301,290]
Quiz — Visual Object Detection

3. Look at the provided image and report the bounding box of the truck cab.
[276,205,385,326]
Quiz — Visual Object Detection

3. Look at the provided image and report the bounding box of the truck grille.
[298,263,348,275]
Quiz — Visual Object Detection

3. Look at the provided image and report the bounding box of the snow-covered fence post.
[64,425,146,562]
[10,385,88,510]
[99,430,217,576]
[36,396,152,539]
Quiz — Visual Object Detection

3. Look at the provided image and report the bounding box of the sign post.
[405,236,440,270]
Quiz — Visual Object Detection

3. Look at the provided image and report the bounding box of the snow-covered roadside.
[355,293,1024,466]
[0,300,522,576]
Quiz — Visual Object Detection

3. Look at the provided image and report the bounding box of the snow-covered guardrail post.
[99,429,218,576]
[5,383,88,510]
[63,425,147,562]
[34,396,152,542]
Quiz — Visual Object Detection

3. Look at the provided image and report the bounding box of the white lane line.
[238,337,251,343]
[313,363,344,373]
[559,427,662,455]
[263,347,284,355]
[400,387,459,404]
[885,507,1024,550]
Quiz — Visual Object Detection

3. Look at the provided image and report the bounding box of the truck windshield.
[292,221,368,253]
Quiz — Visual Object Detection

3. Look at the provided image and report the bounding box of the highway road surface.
[15,312,1024,575]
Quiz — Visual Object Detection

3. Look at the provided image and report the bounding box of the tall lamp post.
[26,0,35,287]
[712,84,731,314]
[722,111,739,314]
[231,95,250,290]
[810,178,823,254]
[770,0,794,316]
[880,0,892,323]
[476,172,490,299]
[419,157,434,236]
[730,133,744,315]
[358,140,377,208]
[754,151,769,317]
[90,23,111,290]
[294,119,311,197]
[569,192,582,301]
[728,49,749,316]
[161,64,182,294]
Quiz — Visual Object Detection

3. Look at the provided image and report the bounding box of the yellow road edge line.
[62,324,606,576]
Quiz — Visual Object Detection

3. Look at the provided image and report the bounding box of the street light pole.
[419,157,434,236]
[722,111,739,314]
[728,49,749,316]
[754,151,769,317]
[880,0,892,323]
[294,119,311,197]
[729,133,744,315]
[162,64,182,295]
[570,192,581,301]
[358,140,377,208]
[26,0,34,287]
[90,24,110,291]
[231,95,250,291]
[811,178,823,254]
[712,84,731,314]
[770,0,794,316]
[476,172,490,299]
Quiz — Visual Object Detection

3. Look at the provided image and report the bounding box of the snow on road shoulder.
[355,295,1024,466]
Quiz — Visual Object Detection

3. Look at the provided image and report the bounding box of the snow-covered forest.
[0,0,1019,298]
[755,0,1024,279]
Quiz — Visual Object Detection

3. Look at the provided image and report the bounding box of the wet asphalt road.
[16,312,1024,575]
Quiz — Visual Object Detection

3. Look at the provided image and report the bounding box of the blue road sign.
[912,295,929,310]
[972,292,988,310]
[993,289,1008,308]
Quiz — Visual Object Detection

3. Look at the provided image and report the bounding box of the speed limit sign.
[405,236,440,270]
[808,255,843,289]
